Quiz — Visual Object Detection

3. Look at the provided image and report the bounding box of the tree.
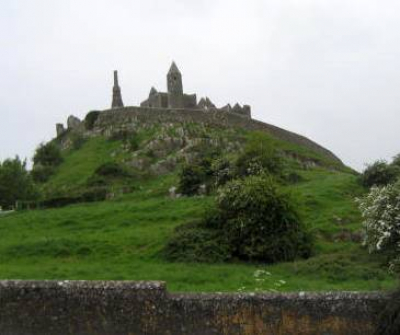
[33,142,63,167]
[392,154,400,169]
[32,142,63,183]
[0,157,37,210]
[360,160,399,188]
[357,181,400,271]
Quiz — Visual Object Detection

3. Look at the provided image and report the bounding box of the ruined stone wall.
[94,107,342,164]
[0,280,384,335]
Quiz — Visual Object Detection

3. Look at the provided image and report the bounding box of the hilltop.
[0,64,395,291]
[0,112,395,291]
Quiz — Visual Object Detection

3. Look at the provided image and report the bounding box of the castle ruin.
[54,62,342,165]
[114,62,252,118]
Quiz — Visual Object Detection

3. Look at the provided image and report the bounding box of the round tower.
[167,62,184,108]
[112,70,124,109]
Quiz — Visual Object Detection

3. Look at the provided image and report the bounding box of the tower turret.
[111,70,124,108]
[167,62,184,108]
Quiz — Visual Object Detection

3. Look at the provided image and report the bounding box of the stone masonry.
[111,70,124,109]
[0,280,386,335]
[140,62,251,117]
[54,62,343,166]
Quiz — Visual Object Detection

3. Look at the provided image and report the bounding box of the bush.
[213,175,313,262]
[177,149,224,196]
[166,174,313,264]
[84,111,100,130]
[0,157,38,209]
[357,181,400,271]
[360,160,399,188]
[177,164,206,196]
[236,132,283,178]
[94,162,130,178]
[33,142,63,167]
[164,223,232,263]
[40,187,107,208]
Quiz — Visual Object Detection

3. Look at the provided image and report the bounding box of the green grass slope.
[0,129,396,292]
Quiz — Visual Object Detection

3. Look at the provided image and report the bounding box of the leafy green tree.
[0,157,37,210]
[33,142,63,167]
[392,154,400,169]
[360,160,399,188]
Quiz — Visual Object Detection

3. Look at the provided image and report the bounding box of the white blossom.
[357,182,400,271]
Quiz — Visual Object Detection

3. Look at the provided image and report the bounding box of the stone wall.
[93,107,343,165]
[0,280,384,335]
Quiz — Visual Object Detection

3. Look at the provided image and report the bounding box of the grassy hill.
[0,124,396,292]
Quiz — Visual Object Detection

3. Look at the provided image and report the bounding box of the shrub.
[357,181,400,271]
[177,164,206,196]
[164,223,232,263]
[213,175,313,262]
[177,149,224,196]
[94,162,130,178]
[360,160,399,188]
[236,132,283,178]
[40,187,107,208]
[84,111,100,130]
[86,174,108,187]
[166,174,313,264]
[33,142,63,167]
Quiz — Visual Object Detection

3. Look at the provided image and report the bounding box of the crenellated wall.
[93,106,343,164]
[0,280,385,335]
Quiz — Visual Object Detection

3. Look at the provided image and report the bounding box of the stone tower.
[111,70,124,108]
[167,62,184,108]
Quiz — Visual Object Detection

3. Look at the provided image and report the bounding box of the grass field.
[0,168,396,292]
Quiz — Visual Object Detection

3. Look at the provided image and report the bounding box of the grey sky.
[1,0,399,171]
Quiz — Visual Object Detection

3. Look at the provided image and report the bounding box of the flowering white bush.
[357,182,400,271]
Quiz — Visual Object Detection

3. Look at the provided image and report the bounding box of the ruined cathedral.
[111,62,251,118]
[55,61,342,166]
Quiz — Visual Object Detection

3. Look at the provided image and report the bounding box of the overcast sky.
[1,0,399,171]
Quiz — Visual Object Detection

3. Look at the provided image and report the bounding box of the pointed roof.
[232,103,242,111]
[149,86,158,96]
[168,61,181,75]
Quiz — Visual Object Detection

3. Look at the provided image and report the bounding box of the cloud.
[0,0,399,170]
